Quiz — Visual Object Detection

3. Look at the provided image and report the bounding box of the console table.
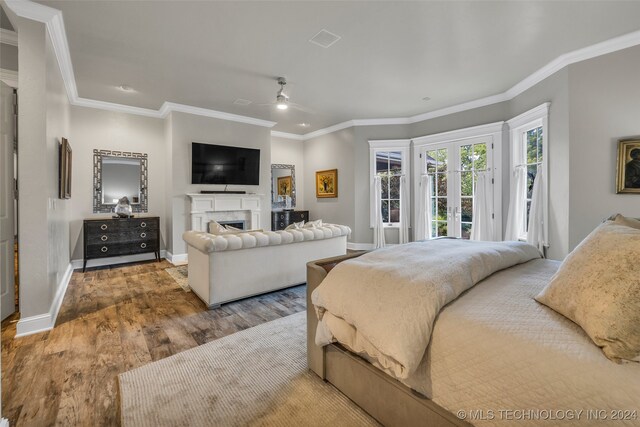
[272,210,309,230]
[83,216,160,271]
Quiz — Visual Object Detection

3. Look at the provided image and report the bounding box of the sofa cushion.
[183,224,351,253]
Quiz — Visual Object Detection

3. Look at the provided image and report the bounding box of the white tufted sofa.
[182,224,350,307]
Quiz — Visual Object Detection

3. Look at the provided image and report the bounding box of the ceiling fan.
[258,77,313,113]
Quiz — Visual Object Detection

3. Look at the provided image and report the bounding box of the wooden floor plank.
[2,259,306,427]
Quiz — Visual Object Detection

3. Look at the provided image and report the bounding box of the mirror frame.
[271,164,296,210]
[93,149,148,213]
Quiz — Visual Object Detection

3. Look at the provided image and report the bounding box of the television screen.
[191,143,260,185]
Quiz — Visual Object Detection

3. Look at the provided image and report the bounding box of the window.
[413,122,503,241]
[507,103,549,242]
[369,140,410,227]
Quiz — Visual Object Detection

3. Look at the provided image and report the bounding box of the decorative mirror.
[271,164,296,209]
[93,149,148,213]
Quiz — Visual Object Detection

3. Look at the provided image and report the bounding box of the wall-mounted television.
[191,142,260,185]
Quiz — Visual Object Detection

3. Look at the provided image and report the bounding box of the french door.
[419,136,494,239]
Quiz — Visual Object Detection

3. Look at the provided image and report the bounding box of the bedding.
[324,259,640,426]
[312,239,541,378]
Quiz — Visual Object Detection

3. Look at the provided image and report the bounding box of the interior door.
[421,137,492,239]
[1,81,16,320]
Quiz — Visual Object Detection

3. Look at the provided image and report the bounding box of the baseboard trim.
[347,242,375,250]
[165,251,188,265]
[70,250,167,270]
[16,262,73,338]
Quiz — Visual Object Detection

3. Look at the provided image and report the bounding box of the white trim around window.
[506,102,550,245]
[369,139,411,228]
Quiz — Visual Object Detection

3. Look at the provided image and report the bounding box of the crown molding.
[7,0,640,137]
[0,28,18,46]
[270,131,305,141]
[0,68,18,88]
[160,102,276,127]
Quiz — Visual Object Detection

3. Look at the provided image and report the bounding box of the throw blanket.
[311,239,541,379]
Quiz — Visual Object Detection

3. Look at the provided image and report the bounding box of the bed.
[306,240,640,426]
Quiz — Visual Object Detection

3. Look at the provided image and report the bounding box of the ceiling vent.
[233,98,253,106]
[309,29,341,48]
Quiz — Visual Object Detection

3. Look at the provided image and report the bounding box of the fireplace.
[187,193,262,233]
[218,220,246,230]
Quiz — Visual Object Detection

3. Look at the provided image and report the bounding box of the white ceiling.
[38,1,640,134]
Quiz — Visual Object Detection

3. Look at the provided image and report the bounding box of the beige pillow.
[535,221,640,362]
[303,219,323,229]
[208,221,231,235]
[285,221,304,231]
[608,213,640,230]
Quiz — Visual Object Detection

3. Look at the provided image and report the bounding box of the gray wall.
[568,45,640,248]
[167,112,271,255]
[303,127,357,240]
[68,106,166,260]
[17,17,71,318]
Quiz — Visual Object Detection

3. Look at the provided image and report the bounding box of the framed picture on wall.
[316,169,338,198]
[616,139,640,194]
[277,175,292,197]
[59,137,72,199]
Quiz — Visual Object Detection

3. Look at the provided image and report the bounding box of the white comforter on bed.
[408,259,640,426]
[311,239,541,379]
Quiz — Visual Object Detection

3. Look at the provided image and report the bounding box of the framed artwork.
[316,169,338,198]
[616,139,640,194]
[59,137,72,199]
[277,175,292,197]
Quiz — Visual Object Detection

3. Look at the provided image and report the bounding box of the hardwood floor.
[1,260,306,427]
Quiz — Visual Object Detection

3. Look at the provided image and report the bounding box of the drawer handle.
[140,222,147,228]
[101,235,108,242]
[140,243,147,249]
[100,224,108,230]
[140,232,147,238]
[101,246,108,253]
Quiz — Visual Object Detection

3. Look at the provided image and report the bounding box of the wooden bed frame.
[306,252,471,427]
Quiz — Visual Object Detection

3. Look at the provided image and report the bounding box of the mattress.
[329,259,640,426]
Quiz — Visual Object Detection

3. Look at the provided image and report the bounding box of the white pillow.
[285,221,305,231]
[225,225,242,232]
[535,221,640,363]
[303,219,323,229]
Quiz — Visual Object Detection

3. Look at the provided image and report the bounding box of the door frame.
[412,122,504,241]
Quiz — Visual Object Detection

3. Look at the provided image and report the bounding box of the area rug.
[118,312,379,427]
[164,265,190,292]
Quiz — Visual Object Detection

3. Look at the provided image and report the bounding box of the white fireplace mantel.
[187,193,263,232]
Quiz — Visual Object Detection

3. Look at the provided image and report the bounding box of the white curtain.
[527,165,545,253]
[373,176,386,248]
[415,174,433,241]
[470,172,494,241]
[505,166,527,240]
[399,175,410,244]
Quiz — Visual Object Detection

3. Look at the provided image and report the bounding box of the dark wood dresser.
[271,210,309,230]
[83,217,160,271]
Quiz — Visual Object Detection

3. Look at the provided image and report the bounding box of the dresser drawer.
[88,229,158,245]
[86,240,156,258]
[125,218,159,230]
